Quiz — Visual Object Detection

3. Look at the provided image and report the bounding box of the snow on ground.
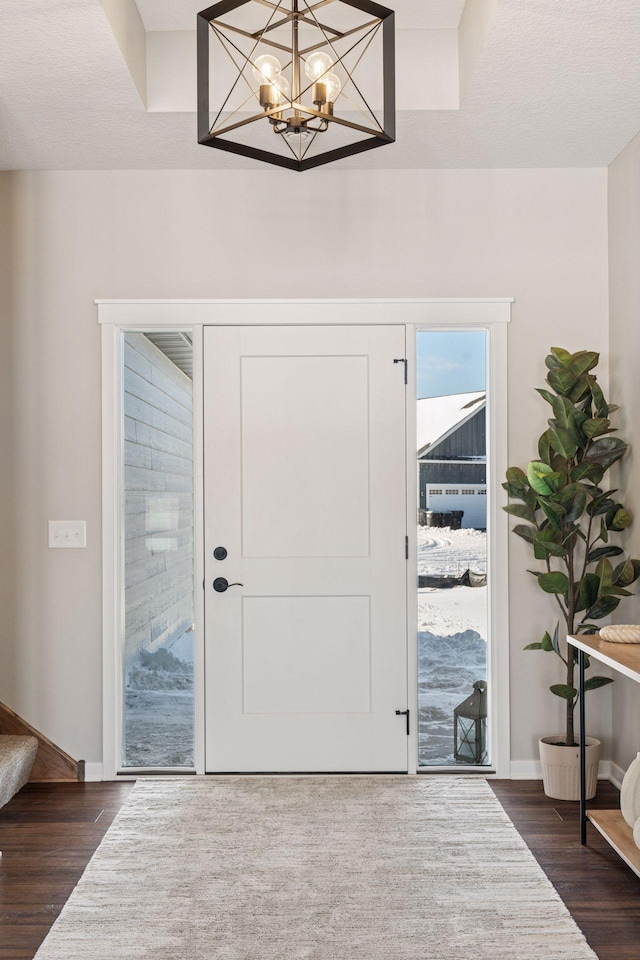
[418,527,488,767]
[124,630,195,768]
[418,525,487,576]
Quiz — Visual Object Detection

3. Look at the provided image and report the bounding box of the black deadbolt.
[213,546,228,561]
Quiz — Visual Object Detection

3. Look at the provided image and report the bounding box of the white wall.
[608,132,640,773]
[0,167,610,769]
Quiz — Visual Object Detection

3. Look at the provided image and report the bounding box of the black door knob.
[213,577,243,593]
[213,546,228,561]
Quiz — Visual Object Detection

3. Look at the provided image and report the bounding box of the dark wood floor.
[490,780,640,960]
[0,782,135,959]
[0,779,638,959]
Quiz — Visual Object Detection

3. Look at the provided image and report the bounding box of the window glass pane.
[121,332,195,768]
[417,330,489,767]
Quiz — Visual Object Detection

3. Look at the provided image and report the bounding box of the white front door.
[203,325,408,772]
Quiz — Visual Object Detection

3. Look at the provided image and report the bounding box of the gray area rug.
[35,777,597,960]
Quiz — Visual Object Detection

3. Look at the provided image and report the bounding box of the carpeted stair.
[0,735,38,809]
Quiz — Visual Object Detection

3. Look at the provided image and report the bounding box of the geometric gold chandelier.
[197,0,395,172]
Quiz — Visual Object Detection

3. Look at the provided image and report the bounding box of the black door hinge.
[405,535,409,560]
[395,709,410,736]
[393,358,408,384]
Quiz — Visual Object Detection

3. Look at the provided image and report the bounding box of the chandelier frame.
[197,0,395,171]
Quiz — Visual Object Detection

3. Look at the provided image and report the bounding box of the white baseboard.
[510,759,613,781]
[82,760,626,787]
[84,762,104,782]
[510,760,543,780]
[609,761,625,790]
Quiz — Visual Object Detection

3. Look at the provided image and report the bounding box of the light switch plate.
[48,520,87,548]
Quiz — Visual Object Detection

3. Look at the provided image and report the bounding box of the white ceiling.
[1,0,640,170]
[135,0,467,32]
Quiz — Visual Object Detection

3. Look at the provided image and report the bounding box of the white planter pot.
[539,735,601,801]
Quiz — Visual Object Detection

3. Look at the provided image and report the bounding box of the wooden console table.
[568,633,640,878]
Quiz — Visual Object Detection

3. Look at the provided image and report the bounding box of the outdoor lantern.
[197,0,395,172]
[454,680,488,764]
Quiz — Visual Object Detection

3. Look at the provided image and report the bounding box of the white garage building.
[417,392,487,530]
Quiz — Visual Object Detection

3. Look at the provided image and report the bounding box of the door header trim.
[96,299,513,327]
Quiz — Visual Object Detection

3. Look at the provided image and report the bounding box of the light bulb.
[304,51,333,82]
[321,72,342,102]
[271,74,290,104]
[252,55,282,85]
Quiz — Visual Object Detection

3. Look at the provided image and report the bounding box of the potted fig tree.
[504,347,640,800]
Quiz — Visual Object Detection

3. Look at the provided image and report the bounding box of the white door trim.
[99,299,511,780]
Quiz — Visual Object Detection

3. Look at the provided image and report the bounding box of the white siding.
[123,333,194,668]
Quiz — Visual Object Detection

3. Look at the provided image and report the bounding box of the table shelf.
[587,810,640,879]
[568,634,640,876]
[568,633,640,684]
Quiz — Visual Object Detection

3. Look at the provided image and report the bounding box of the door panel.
[241,355,370,558]
[242,596,371,715]
[204,325,407,772]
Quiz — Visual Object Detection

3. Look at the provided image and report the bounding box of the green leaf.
[589,497,615,518]
[566,489,587,523]
[613,558,638,587]
[619,559,640,585]
[523,486,540,511]
[538,499,564,531]
[506,467,528,486]
[584,676,614,692]
[600,585,634,598]
[609,507,631,531]
[569,376,592,404]
[551,395,576,431]
[608,403,620,414]
[576,573,600,613]
[589,378,608,417]
[540,631,554,651]
[550,347,573,366]
[587,596,620,619]
[568,350,600,379]
[583,418,612,439]
[595,558,614,590]
[586,546,624,563]
[524,642,543,650]
[504,503,537,523]
[512,524,536,544]
[578,623,600,635]
[552,483,587,524]
[527,461,559,496]
[584,437,628,469]
[600,517,609,543]
[547,367,577,396]
[545,353,565,371]
[547,425,578,459]
[538,431,552,465]
[550,684,577,700]
[533,530,567,559]
[551,622,562,655]
[538,571,570,594]
[536,388,556,405]
[527,569,542,577]
[571,461,604,484]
